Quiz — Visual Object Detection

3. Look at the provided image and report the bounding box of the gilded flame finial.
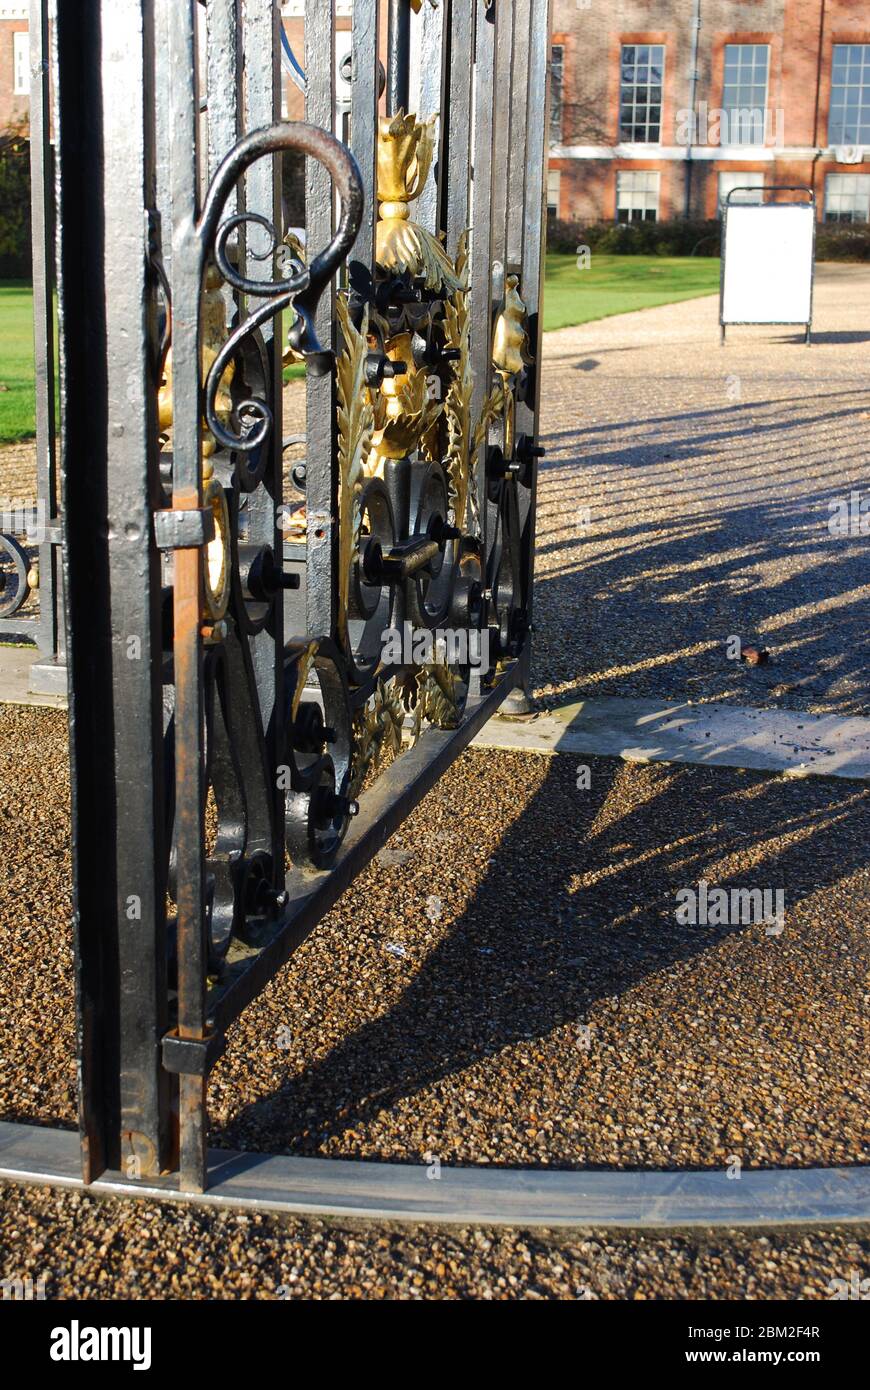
[376,110,462,293]
[491,273,531,460]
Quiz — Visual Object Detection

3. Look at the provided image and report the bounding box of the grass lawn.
[543,252,720,332]
[1,259,720,441]
[0,281,42,442]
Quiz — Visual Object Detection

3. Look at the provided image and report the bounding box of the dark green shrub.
[549,213,870,261]
[548,217,721,257]
[0,125,31,279]
[814,224,870,261]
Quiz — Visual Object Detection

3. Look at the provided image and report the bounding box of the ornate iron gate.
[52,0,550,1191]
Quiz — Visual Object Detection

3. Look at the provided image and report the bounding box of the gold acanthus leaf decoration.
[290,640,318,721]
[375,110,463,294]
[350,678,406,797]
[492,273,532,375]
[472,376,506,453]
[377,218,463,294]
[368,365,442,474]
[442,231,473,530]
[336,295,374,644]
[404,660,460,742]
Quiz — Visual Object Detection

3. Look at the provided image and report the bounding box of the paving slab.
[480,697,870,780]
[0,643,65,708]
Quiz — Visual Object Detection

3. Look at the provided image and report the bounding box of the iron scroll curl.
[199,122,364,453]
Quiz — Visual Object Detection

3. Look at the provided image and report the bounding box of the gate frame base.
[1,1122,868,1230]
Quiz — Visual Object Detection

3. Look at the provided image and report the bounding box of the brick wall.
[550,0,870,224]
[0,18,29,132]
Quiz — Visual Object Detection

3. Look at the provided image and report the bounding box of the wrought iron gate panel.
[52,0,552,1190]
[0,0,61,669]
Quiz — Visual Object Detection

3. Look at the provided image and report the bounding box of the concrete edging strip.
[1,1122,868,1229]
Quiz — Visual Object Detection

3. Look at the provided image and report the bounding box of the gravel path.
[1,1182,867,1299]
[534,265,870,717]
[1,707,867,1175]
[0,379,307,500]
[1,276,868,1298]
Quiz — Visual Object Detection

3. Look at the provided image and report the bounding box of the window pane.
[829,45,870,145]
[550,44,564,143]
[825,173,870,222]
[619,42,665,143]
[722,44,770,145]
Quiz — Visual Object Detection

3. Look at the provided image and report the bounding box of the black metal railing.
[44,0,551,1191]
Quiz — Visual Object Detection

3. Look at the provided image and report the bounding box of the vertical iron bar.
[242,0,284,876]
[59,0,169,1181]
[206,0,245,301]
[409,0,447,234]
[349,0,380,279]
[485,0,514,601]
[469,0,496,546]
[29,0,59,664]
[506,0,532,272]
[153,0,174,286]
[167,0,208,1192]
[515,0,551,641]
[440,0,474,259]
[305,0,337,640]
[489,0,514,285]
[387,0,411,115]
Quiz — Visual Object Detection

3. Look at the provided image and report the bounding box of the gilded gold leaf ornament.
[404,659,460,742]
[290,640,319,721]
[376,110,463,294]
[492,274,531,376]
[472,377,506,454]
[158,264,236,458]
[336,295,374,644]
[368,352,441,474]
[491,273,532,462]
[350,678,406,796]
[441,231,474,530]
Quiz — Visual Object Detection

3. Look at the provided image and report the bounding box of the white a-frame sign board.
[720,189,816,344]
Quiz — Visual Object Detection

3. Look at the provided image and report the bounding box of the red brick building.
[0,3,341,135]
[0,4,29,132]
[5,2,868,227]
[549,0,870,223]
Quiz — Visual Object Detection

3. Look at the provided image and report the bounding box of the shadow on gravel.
[540,386,869,441]
[807,331,870,345]
[217,754,869,1167]
[531,435,870,714]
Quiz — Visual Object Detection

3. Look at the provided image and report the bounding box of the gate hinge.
[154,508,216,551]
[162,1028,226,1077]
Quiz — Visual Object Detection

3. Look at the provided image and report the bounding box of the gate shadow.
[214,750,868,1166]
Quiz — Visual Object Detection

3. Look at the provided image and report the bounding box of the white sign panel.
[721,203,815,326]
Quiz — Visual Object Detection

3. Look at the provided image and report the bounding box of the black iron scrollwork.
[200,123,363,455]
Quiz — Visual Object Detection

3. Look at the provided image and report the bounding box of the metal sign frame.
[18,0,553,1194]
[719,186,816,345]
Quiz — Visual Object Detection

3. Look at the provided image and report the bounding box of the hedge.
[0,127,31,279]
[548,215,870,261]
